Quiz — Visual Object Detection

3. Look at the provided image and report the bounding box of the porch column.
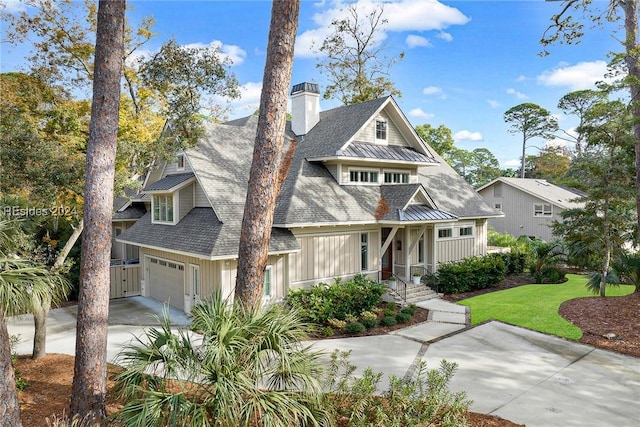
[404,226,411,281]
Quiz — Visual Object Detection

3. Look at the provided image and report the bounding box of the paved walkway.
[6,297,640,427]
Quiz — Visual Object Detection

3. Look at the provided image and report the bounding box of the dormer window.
[384,171,409,184]
[376,120,387,141]
[152,194,175,223]
[349,168,379,184]
[176,154,185,171]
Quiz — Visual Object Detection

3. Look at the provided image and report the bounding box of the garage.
[147,257,185,310]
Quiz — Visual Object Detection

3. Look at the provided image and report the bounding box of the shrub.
[386,302,398,311]
[400,306,416,316]
[437,253,507,294]
[534,266,567,284]
[322,350,469,427]
[286,274,386,323]
[497,251,528,275]
[361,316,378,329]
[321,326,335,337]
[345,321,366,335]
[344,314,358,323]
[396,312,412,323]
[382,307,396,317]
[327,318,347,331]
[360,310,377,321]
[381,316,397,326]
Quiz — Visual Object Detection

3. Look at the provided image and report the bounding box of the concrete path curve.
[7,296,639,427]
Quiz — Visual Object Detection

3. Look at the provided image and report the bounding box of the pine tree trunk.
[0,312,21,427]
[69,0,125,421]
[621,0,640,244]
[235,0,300,307]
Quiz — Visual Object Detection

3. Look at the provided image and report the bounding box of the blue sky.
[1,0,621,167]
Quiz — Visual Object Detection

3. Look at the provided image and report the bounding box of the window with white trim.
[418,235,424,263]
[534,203,552,217]
[375,120,387,140]
[152,194,174,223]
[494,203,502,211]
[176,154,185,171]
[361,233,369,271]
[384,171,410,184]
[263,267,272,297]
[438,228,452,238]
[349,169,379,184]
[459,226,473,236]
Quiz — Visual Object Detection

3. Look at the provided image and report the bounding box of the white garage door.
[148,257,185,310]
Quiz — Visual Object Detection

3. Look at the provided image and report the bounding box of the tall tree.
[541,0,640,247]
[316,3,402,104]
[69,0,125,421]
[235,0,300,307]
[415,123,455,156]
[529,145,572,183]
[553,100,635,296]
[3,0,239,270]
[504,103,559,178]
[557,89,607,157]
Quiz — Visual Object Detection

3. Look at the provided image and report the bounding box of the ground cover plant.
[458,274,634,339]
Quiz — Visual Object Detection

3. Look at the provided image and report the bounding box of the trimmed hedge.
[286,274,386,324]
[437,253,507,294]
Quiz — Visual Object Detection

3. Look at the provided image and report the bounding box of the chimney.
[290,82,320,136]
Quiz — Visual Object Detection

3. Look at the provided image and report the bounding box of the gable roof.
[273,97,499,226]
[122,94,500,256]
[477,178,584,210]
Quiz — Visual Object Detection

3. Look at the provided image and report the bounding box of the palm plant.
[529,240,566,283]
[610,252,640,293]
[112,293,331,427]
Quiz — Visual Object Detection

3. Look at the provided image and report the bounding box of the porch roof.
[398,205,458,222]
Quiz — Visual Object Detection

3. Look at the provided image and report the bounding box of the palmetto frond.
[112,292,330,427]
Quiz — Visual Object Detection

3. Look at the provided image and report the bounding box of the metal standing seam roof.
[143,172,195,192]
[398,205,458,222]
[336,143,438,163]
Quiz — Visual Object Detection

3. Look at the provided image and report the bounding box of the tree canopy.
[315,3,402,105]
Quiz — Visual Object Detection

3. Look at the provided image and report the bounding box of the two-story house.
[116,82,499,311]
[477,177,585,241]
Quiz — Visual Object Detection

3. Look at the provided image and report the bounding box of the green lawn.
[458,274,635,340]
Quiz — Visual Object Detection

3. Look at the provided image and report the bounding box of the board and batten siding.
[178,183,194,221]
[289,228,380,288]
[164,155,193,175]
[479,183,560,241]
[435,222,477,267]
[353,111,406,146]
[194,182,210,207]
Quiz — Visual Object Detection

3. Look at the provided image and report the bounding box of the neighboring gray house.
[477,177,584,241]
[116,82,500,311]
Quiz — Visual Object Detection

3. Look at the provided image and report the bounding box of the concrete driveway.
[6,297,640,427]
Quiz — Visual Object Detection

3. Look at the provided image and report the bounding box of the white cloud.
[183,40,247,66]
[536,61,610,91]
[507,88,528,100]
[406,35,432,48]
[437,31,453,42]
[422,86,442,95]
[224,81,263,118]
[516,75,526,82]
[504,159,521,167]
[487,99,500,108]
[1,0,28,12]
[295,0,470,57]
[409,108,434,120]
[453,130,483,142]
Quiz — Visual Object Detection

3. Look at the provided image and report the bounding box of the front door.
[381,228,393,280]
